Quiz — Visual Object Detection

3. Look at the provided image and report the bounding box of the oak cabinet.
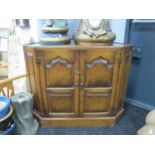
[23,44,132,127]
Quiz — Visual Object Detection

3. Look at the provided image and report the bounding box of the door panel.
[80,49,119,116]
[38,48,79,117]
[84,92,111,112]
[45,57,74,87]
[48,93,73,112]
[46,88,74,114]
[85,57,114,87]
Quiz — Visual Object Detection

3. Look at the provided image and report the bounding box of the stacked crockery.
[40,19,70,45]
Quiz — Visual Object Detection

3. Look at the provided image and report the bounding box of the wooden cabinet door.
[37,48,79,117]
[79,49,121,117]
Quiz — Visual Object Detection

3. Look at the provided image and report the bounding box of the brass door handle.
[75,83,79,86]
[80,82,84,86]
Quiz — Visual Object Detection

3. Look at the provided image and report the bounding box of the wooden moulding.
[33,109,124,127]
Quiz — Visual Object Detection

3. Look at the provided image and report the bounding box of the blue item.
[0,118,16,135]
[0,96,11,119]
[0,105,14,131]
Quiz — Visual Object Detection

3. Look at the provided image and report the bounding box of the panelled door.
[79,49,120,117]
[37,48,79,117]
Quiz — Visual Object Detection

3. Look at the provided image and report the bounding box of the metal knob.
[75,83,79,86]
[80,83,84,86]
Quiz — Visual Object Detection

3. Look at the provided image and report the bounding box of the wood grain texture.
[24,44,132,127]
[34,109,124,127]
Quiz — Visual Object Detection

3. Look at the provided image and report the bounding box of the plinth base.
[34,109,123,127]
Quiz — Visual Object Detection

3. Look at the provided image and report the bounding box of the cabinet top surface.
[24,42,132,49]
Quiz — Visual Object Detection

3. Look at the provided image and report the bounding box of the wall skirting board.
[125,98,155,111]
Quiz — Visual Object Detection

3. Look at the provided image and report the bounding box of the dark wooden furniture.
[23,43,132,127]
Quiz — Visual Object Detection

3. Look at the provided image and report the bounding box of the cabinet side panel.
[23,46,44,115]
[114,48,132,111]
[108,49,122,115]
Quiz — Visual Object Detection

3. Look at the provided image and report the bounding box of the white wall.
[29,19,44,42]
[29,19,127,43]
[110,19,127,43]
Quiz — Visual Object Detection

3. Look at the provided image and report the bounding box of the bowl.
[0,96,10,119]
[0,105,14,131]
[0,118,16,135]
